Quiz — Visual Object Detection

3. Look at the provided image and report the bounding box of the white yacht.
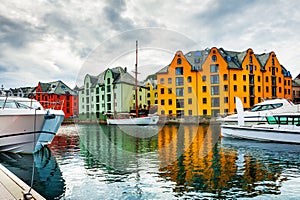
[0,96,64,153]
[221,97,300,144]
[217,98,300,125]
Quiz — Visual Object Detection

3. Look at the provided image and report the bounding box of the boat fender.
[44,110,56,119]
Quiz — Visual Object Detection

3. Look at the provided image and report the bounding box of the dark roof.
[218,48,246,69]
[185,49,210,70]
[38,80,77,96]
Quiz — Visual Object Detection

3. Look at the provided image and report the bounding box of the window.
[107,85,111,93]
[202,86,207,92]
[188,98,192,104]
[210,64,219,73]
[160,88,164,94]
[244,97,247,103]
[224,97,228,103]
[211,75,219,84]
[211,86,219,95]
[224,85,228,91]
[249,55,253,63]
[233,74,237,80]
[176,67,184,75]
[258,86,261,92]
[168,78,172,84]
[212,55,217,62]
[279,77,281,83]
[188,87,192,93]
[187,76,192,83]
[243,85,247,92]
[169,110,172,115]
[161,99,165,105]
[177,58,182,65]
[176,77,184,86]
[168,88,172,94]
[188,110,192,116]
[266,86,269,93]
[176,99,184,108]
[203,109,207,115]
[161,110,165,115]
[266,76,269,82]
[258,76,261,82]
[243,75,246,81]
[168,99,172,105]
[176,88,184,96]
[107,78,110,84]
[234,85,237,92]
[160,78,164,84]
[223,74,228,81]
[202,76,206,82]
[203,98,207,104]
[211,98,220,107]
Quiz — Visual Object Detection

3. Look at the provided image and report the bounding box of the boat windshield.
[250,103,283,112]
[0,99,42,109]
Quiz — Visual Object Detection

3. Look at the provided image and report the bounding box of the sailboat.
[106,41,159,125]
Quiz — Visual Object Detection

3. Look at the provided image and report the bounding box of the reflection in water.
[0,147,65,199]
[73,124,300,199]
[158,125,300,198]
[5,124,299,199]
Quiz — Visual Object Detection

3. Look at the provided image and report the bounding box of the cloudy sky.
[1,0,300,89]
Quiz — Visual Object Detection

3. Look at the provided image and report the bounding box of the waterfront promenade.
[0,163,45,200]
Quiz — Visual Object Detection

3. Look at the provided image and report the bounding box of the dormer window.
[249,55,253,63]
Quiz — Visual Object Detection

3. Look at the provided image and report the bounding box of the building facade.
[78,67,148,121]
[35,80,78,118]
[293,73,300,104]
[157,48,293,117]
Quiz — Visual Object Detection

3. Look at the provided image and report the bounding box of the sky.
[1,0,300,89]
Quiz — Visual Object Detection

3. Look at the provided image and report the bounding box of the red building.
[35,80,78,118]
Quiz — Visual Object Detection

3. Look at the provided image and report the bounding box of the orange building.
[156,48,293,117]
[35,80,78,118]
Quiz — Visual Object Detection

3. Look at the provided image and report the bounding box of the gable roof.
[38,80,77,96]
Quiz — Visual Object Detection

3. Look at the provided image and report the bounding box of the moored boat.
[107,114,159,125]
[217,98,300,125]
[0,96,64,153]
[221,97,300,144]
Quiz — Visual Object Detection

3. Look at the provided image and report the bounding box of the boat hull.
[107,116,159,125]
[0,109,64,153]
[221,125,300,144]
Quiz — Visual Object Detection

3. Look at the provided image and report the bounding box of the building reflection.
[157,125,285,198]
[77,124,158,173]
[50,124,297,198]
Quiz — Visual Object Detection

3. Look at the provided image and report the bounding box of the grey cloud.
[103,0,134,31]
[0,15,42,49]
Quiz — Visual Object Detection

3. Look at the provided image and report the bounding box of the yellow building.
[157,48,293,117]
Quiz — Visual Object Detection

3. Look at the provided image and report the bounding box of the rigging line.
[28,108,37,195]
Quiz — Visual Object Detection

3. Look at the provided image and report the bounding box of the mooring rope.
[23,108,38,199]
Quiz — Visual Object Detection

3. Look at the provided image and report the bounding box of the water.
[1,123,300,199]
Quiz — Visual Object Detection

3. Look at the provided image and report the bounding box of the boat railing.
[0,98,64,110]
[38,99,65,110]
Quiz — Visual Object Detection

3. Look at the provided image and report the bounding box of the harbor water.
[1,123,300,199]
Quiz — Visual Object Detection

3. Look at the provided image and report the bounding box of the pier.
[0,163,45,200]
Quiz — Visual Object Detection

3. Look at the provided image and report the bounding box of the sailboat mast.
[135,40,139,117]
